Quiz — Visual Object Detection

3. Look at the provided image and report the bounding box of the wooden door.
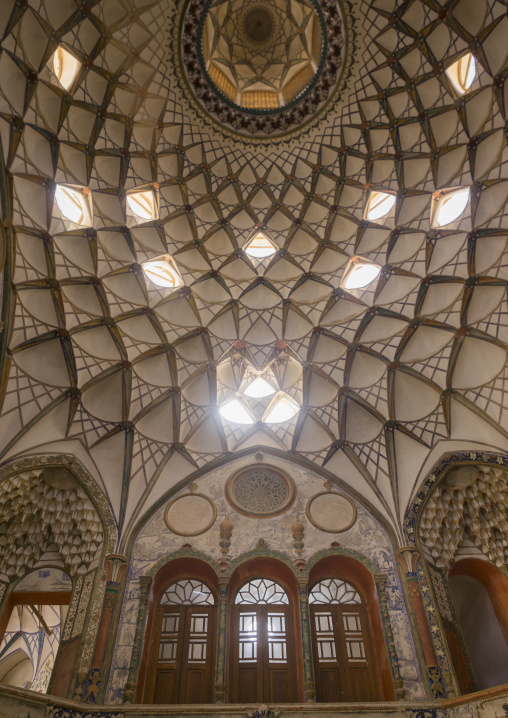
[311,603,379,702]
[147,605,215,704]
[230,604,297,703]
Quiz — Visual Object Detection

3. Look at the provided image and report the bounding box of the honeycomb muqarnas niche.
[0,0,507,707]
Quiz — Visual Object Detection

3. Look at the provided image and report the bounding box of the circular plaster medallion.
[226,464,296,517]
[180,0,346,138]
[164,493,217,536]
[306,491,356,533]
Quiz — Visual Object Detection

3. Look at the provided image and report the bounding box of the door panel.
[231,604,297,703]
[311,604,379,702]
[148,606,215,704]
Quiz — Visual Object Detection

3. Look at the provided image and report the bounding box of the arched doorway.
[308,555,394,701]
[145,579,217,704]
[448,559,508,690]
[230,577,298,703]
[309,577,379,702]
[138,557,219,704]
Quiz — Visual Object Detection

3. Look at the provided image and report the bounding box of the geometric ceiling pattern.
[0,0,507,548]
[199,0,324,108]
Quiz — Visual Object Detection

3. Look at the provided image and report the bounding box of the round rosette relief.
[226,464,296,517]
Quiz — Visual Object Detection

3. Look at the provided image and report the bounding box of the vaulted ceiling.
[0,0,507,546]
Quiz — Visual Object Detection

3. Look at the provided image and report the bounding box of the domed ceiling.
[0,0,507,547]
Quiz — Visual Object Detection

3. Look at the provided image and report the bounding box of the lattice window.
[187,613,208,663]
[309,578,361,604]
[235,579,289,604]
[238,611,257,663]
[158,613,179,662]
[160,580,215,606]
[313,610,336,662]
[342,611,366,663]
[267,611,287,663]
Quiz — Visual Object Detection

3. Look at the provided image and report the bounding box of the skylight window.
[142,255,184,289]
[364,191,396,221]
[219,397,256,425]
[341,256,381,290]
[54,184,93,226]
[445,53,477,95]
[243,376,276,399]
[52,45,81,92]
[243,230,278,259]
[126,188,159,221]
[262,392,300,423]
[431,187,470,228]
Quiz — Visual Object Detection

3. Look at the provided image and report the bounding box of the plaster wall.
[106,454,425,704]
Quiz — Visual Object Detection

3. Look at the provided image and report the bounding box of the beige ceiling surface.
[0,0,507,544]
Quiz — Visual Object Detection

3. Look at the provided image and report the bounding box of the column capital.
[104,554,128,586]
[374,572,388,592]
[396,546,421,575]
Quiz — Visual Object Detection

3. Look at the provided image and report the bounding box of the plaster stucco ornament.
[181,0,345,136]
[419,464,508,568]
[164,482,217,536]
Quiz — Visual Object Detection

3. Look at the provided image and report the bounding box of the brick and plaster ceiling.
[0,0,507,546]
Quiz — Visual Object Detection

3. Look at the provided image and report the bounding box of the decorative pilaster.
[297,576,315,702]
[124,575,152,704]
[214,576,228,703]
[396,547,446,699]
[85,554,128,702]
[374,573,405,700]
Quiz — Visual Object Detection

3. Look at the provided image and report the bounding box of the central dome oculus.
[199,0,325,113]
[181,0,345,136]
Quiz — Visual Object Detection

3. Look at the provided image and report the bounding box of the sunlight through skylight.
[219,397,255,425]
[53,45,81,91]
[55,185,92,226]
[262,393,300,423]
[344,262,381,290]
[243,376,277,399]
[445,53,477,95]
[365,191,396,221]
[142,256,184,289]
[127,189,158,220]
[434,187,470,227]
[244,230,278,259]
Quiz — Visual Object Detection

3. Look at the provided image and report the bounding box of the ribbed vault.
[0,0,507,543]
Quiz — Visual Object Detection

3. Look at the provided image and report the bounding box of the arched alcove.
[137,557,219,704]
[228,556,301,704]
[308,555,395,701]
[0,458,116,700]
[449,559,508,690]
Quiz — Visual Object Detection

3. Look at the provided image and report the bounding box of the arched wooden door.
[309,578,380,702]
[230,578,297,703]
[146,579,216,704]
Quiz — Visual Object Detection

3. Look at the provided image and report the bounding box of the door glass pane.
[342,611,366,663]
[235,579,289,604]
[267,611,287,664]
[314,611,336,663]
[239,611,257,663]
[187,612,208,664]
[159,611,179,663]
[159,639,178,661]
[160,580,215,605]
[309,578,360,604]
